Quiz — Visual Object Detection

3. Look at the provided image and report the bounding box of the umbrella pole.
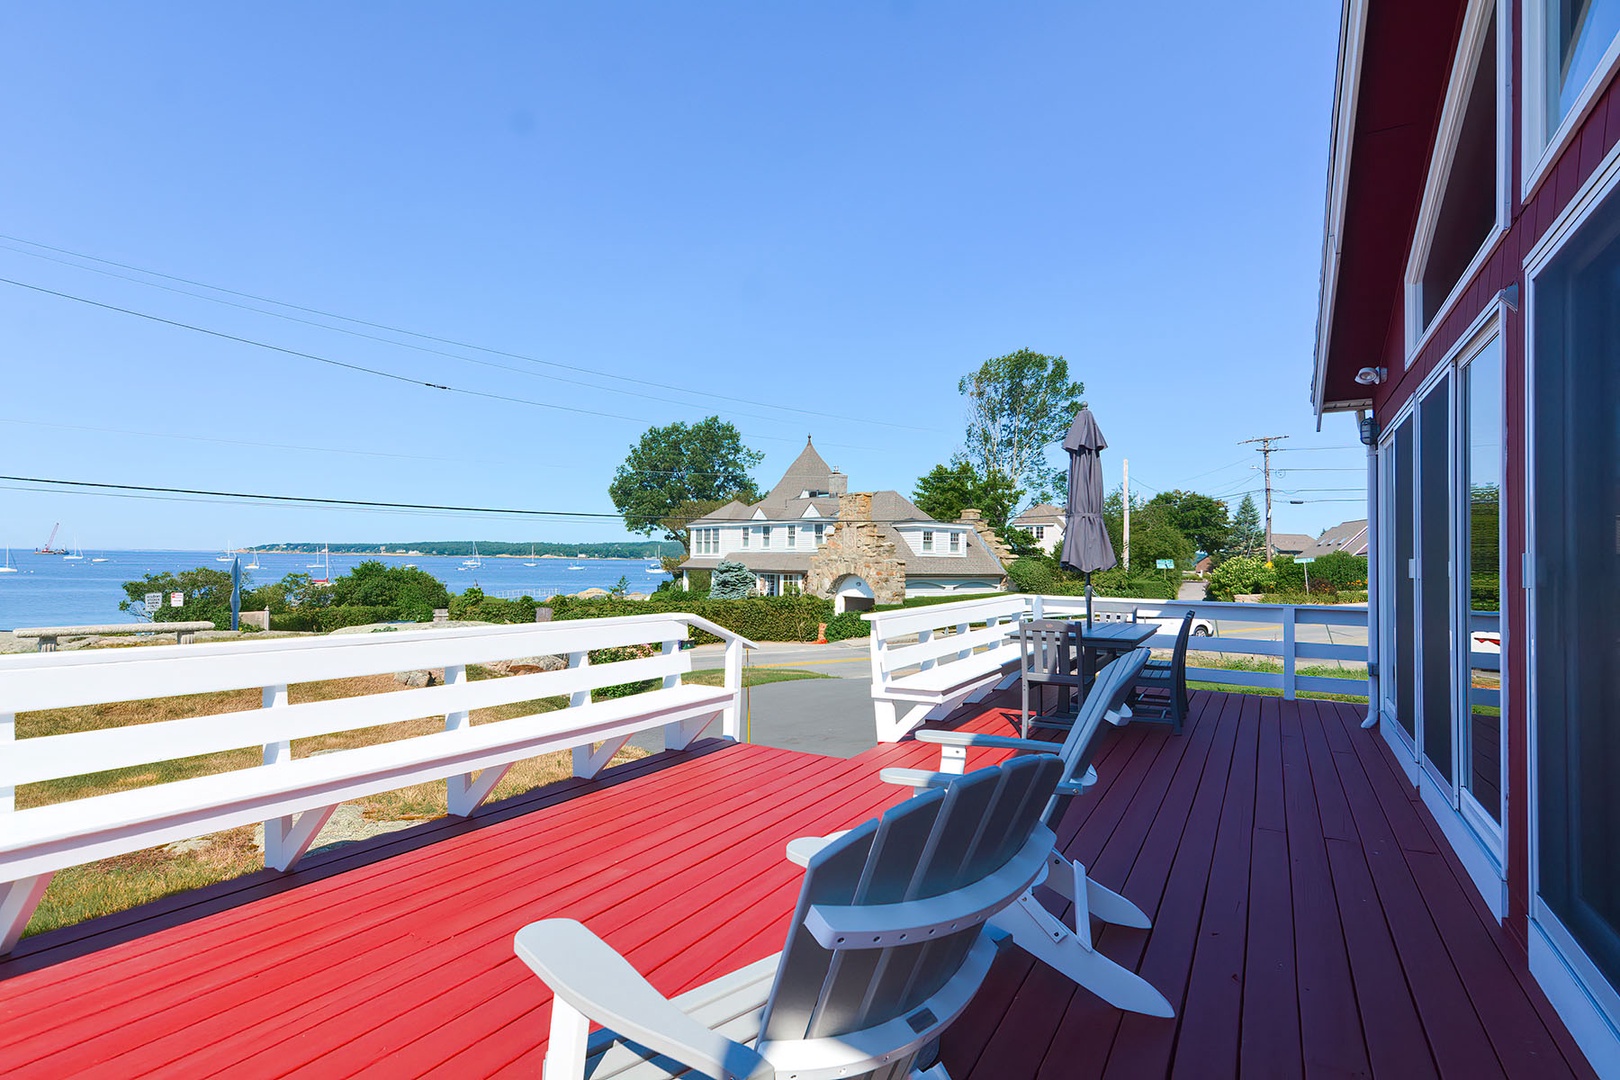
[1085,572,1094,628]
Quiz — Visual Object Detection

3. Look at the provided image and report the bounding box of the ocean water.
[0,549,671,630]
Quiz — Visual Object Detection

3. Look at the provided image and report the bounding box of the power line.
[0,473,964,527]
[0,234,938,434]
[1239,434,1288,558]
[0,276,885,451]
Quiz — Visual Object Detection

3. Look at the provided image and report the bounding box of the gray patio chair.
[515,753,1066,1080]
[1016,618,1085,737]
[869,646,1174,1017]
[1129,610,1194,734]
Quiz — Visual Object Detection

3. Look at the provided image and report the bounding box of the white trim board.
[1522,0,1620,201]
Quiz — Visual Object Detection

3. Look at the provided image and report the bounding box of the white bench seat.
[0,683,732,883]
[865,599,1028,741]
[0,613,756,954]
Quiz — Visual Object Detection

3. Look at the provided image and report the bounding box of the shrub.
[268,604,404,632]
[708,561,755,600]
[1206,555,1275,601]
[1005,556,1178,600]
[449,587,537,624]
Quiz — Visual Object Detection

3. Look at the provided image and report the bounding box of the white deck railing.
[0,613,754,953]
[864,593,1375,740]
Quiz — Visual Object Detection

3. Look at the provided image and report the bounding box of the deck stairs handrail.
[0,612,755,954]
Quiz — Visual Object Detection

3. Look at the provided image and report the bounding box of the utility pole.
[1239,435,1289,561]
[1122,457,1130,571]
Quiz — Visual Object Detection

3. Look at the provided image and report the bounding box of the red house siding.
[1359,4,1620,946]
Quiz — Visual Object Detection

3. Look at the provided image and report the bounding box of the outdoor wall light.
[1354,366,1387,386]
[1358,414,1378,445]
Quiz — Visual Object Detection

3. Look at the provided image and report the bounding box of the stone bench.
[12,622,220,652]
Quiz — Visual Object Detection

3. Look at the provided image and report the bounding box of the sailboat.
[524,544,538,568]
[91,552,108,563]
[0,546,17,573]
[63,538,84,561]
[245,548,262,570]
[310,544,332,586]
[461,541,482,569]
[216,543,234,563]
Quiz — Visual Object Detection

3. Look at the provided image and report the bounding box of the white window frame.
[761,526,772,549]
[922,530,934,553]
[786,525,796,549]
[1522,0,1620,199]
[1404,0,1511,364]
[814,523,826,546]
[949,531,961,553]
[1520,137,1620,1065]
[742,527,750,549]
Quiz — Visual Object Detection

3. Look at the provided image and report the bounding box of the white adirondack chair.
[514,754,1066,1080]
[878,646,1175,1018]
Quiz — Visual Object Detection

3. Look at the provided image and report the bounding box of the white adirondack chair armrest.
[784,830,850,868]
[514,919,771,1080]
[914,730,1067,754]
[879,766,958,790]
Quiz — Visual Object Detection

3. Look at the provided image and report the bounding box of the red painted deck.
[0,691,1595,1077]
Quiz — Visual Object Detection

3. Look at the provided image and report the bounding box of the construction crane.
[36,522,66,555]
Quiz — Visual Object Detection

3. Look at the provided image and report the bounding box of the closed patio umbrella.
[1059,407,1117,626]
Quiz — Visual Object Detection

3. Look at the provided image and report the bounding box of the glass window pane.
[1549,0,1620,130]
[1419,378,1454,783]
[1393,416,1418,740]
[1465,341,1504,824]
[1533,183,1620,988]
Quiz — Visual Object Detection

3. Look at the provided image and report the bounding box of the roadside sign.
[169,592,184,608]
[143,592,162,614]
[1296,557,1316,564]
[1155,559,1174,569]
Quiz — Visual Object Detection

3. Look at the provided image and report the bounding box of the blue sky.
[0,2,1358,550]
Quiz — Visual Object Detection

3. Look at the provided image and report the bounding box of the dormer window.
[949,532,961,553]
[922,530,935,553]
[1407,1,1505,350]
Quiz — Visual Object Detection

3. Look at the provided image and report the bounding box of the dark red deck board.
[0,691,1596,1079]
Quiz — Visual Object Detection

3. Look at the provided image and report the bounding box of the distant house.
[1268,533,1315,558]
[678,438,1008,612]
[1009,502,1065,555]
[1297,519,1369,560]
[1194,555,1214,575]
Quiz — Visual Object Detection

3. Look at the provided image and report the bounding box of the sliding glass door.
[1377,329,1506,869]
[1531,188,1620,994]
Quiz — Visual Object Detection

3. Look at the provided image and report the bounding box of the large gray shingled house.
[677,438,1008,612]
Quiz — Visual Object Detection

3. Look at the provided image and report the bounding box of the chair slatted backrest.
[757,755,1062,1047]
[1017,619,1078,684]
[1170,610,1195,706]
[1043,646,1151,827]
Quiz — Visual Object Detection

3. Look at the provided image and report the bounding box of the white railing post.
[261,684,295,870]
[1282,607,1297,701]
[1031,595,1045,621]
[722,634,744,741]
[567,650,594,776]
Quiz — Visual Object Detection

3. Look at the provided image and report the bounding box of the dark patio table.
[1068,620,1158,690]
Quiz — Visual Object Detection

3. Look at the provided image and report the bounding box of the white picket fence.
[0,614,754,953]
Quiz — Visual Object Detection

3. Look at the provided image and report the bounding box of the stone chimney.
[828,470,848,496]
[838,491,871,521]
[805,492,906,605]
[958,508,1014,564]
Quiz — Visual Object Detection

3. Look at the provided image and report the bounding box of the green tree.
[119,567,236,628]
[1227,495,1264,559]
[958,349,1084,501]
[609,417,764,551]
[1145,490,1231,558]
[709,560,756,600]
[911,461,1023,530]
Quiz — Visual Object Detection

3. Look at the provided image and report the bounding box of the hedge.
[269,605,407,632]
